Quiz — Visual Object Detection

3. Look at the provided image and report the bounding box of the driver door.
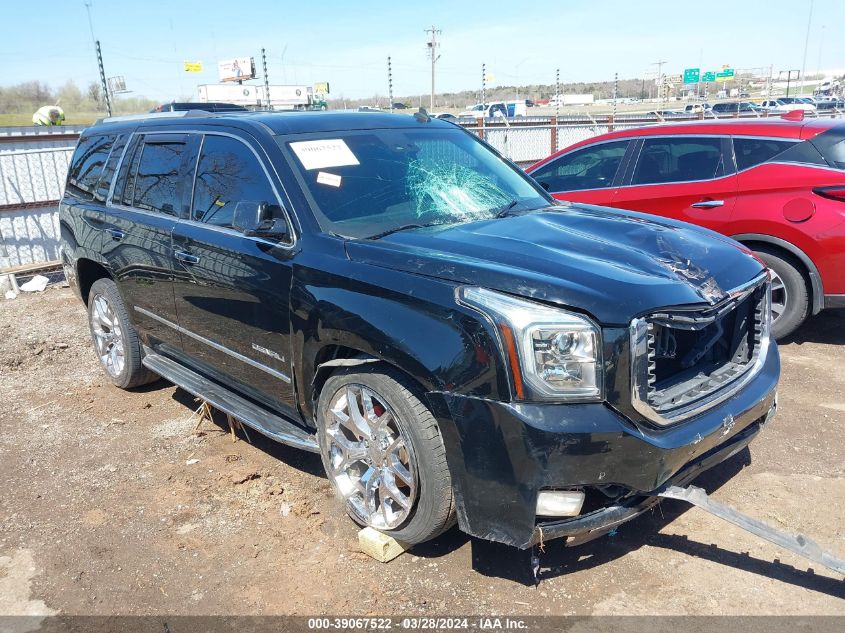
[170,132,299,417]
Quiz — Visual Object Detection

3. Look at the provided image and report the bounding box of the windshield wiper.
[367,223,428,240]
[493,200,521,218]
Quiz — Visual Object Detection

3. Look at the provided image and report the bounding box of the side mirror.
[233,201,288,239]
[539,181,551,192]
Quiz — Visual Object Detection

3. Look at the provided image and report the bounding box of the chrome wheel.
[90,293,125,378]
[770,269,788,323]
[324,384,417,529]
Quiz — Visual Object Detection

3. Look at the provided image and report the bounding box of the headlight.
[458,287,602,401]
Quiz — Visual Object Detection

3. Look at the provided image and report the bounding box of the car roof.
[88,110,456,137]
[527,117,843,172]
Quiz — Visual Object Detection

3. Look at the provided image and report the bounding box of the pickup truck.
[59,110,779,550]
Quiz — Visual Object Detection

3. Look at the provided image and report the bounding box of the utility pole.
[652,59,666,110]
[95,40,112,116]
[613,72,618,119]
[261,48,271,109]
[555,68,560,119]
[425,26,441,110]
[800,0,814,95]
[481,63,486,108]
[388,56,394,112]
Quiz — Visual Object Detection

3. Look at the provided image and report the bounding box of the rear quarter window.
[66,134,115,200]
[811,127,845,169]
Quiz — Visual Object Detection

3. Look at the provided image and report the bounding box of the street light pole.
[800,0,814,95]
[425,26,441,110]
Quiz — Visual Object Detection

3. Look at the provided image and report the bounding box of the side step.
[659,485,845,576]
[142,351,319,453]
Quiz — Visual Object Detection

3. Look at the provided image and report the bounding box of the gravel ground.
[0,285,843,619]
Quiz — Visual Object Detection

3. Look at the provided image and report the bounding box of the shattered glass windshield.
[279,127,550,239]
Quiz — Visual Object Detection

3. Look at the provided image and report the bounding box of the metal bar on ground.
[659,485,845,576]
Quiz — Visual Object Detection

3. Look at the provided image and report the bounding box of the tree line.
[0,80,160,115]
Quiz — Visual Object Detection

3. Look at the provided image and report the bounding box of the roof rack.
[95,110,215,125]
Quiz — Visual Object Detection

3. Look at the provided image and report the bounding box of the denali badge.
[251,343,284,362]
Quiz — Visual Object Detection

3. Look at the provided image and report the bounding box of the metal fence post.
[550,116,557,154]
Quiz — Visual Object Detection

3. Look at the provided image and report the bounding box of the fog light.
[536,490,585,517]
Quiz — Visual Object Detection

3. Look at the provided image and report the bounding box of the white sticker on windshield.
[316,171,342,187]
[290,139,360,170]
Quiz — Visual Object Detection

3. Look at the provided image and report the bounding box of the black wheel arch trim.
[731,233,824,315]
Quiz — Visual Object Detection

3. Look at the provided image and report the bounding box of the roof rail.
[95,110,215,125]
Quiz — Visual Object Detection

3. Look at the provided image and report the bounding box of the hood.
[344,205,765,325]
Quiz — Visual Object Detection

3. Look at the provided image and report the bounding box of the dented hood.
[345,205,765,325]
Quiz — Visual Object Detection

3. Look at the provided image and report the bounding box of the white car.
[759,98,816,112]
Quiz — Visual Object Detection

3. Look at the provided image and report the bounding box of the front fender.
[290,255,510,424]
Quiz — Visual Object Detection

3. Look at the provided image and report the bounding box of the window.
[280,127,549,239]
[632,137,724,185]
[530,141,629,192]
[733,137,797,171]
[132,141,185,215]
[66,134,114,200]
[93,134,128,201]
[192,136,278,228]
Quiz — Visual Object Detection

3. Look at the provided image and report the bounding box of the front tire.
[87,278,157,389]
[752,247,809,339]
[316,366,455,544]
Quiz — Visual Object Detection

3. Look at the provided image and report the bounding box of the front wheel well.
[76,259,112,305]
[309,345,431,418]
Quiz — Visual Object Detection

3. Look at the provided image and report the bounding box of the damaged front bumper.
[427,343,779,549]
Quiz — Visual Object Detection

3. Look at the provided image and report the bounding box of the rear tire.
[316,365,456,545]
[752,247,809,339]
[87,278,157,389]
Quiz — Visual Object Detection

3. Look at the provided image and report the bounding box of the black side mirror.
[539,181,551,191]
[233,201,288,239]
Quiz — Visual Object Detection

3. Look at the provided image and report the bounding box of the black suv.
[59,111,779,549]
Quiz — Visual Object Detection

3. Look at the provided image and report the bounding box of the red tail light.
[813,186,845,202]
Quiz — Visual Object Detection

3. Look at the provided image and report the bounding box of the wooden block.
[358,527,410,563]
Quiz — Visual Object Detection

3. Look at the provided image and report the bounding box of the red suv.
[527,117,845,338]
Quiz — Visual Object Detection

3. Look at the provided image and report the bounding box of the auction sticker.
[316,172,342,187]
[290,139,360,170]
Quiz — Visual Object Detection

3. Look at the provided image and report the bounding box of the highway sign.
[715,68,735,82]
[683,68,700,84]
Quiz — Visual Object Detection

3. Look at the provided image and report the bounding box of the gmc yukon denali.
[59,111,779,549]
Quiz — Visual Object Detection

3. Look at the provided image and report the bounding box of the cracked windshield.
[282,127,550,238]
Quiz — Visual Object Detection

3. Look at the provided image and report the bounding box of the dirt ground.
[1,284,843,619]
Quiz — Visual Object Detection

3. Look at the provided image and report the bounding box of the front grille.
[630,274,770,426]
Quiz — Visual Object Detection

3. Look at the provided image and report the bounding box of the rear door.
[611,135,738,233]
[528,139,632,206]
[102,133,190,353]
[170,132,299,417]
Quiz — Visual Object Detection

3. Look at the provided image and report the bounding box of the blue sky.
[2,0,842,102]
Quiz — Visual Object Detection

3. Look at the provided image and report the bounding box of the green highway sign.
[715,68,735,81]
[683,68,700,84]
[702,71,717,82]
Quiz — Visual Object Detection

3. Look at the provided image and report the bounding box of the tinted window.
[132,141,184,215]
[733,138,797,171]
[531,141,629,192]
[93,134,128,201]
[66,134,114,199]
[811,127,845,169]
[632,137,724,185]
[192,136,278,228]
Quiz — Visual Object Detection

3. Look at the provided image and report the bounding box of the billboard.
[184,61,203,73]
[218,57,255,82]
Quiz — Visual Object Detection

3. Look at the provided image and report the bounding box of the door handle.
[106,228,125,241]
[691,200,725,209]
[174,250,200,265]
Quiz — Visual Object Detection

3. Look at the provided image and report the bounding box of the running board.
[659,485,845,576]
[142,351,319,453]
